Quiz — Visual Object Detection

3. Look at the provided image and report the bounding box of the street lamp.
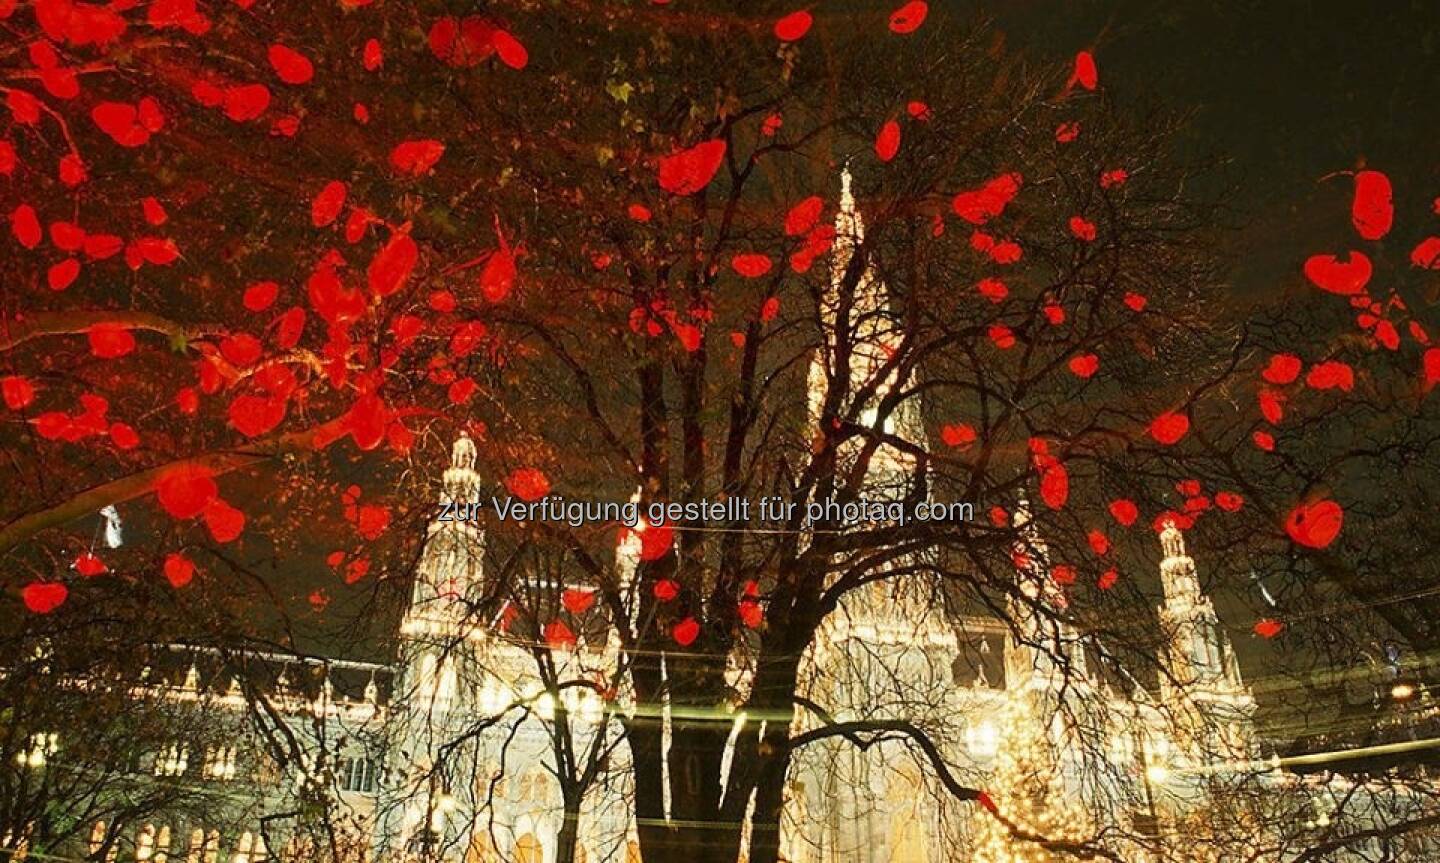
[1391,681,1417,703]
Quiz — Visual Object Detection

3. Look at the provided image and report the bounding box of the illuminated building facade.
[35,174,1440,863]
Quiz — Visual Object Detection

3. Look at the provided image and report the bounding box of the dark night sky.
[985,0,1440,300]
[226,2,1440,702]
[983,0,1440,730]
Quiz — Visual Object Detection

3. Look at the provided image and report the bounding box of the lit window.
[154,743,190,777]
[339,757,376,793]
[965,720,998,757]
[514,834,543,863]
[232,832,253,863]
[436,660,458,707]
[203,747,227,780]
[479,680,508,714]
[17,731,56,768]
[136,823,155,861]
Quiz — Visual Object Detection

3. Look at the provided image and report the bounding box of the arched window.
[89,821,108,856]
[464,832,497,863]
[136,823,156,861]
[154,826,171,863]
[886,766,929,863]
[232,832,253,863]
[518,770,550,805]
[436,658,458,707]
[203,830,220,863]
[186,829,204,863]
[514,833,543,863]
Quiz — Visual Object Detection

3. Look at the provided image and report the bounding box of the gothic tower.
[807,166,924,486]
[1155,519,1255,762]
[379,433,488,862]
[790,168,951,863]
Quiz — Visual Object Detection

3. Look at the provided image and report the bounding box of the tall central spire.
[835,163,865,254]
[439,431,480,510]
[808,165,923,487]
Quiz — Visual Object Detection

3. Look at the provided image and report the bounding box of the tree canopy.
[4,2,1440,862]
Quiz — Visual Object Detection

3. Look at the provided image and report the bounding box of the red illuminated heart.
[163,553,195,588]
[1148,412,1189,445]
[1285,499,1343,549]
[1351,170,1392,241]
[1303,252,1371,295]
[23,581,68,614]
[639,523,674,562]
[204,498,246,543]
[74,553,107,577]
[2,375,35,410]
[874,119,901,163]
[506,467,551,502]
[658,139,726,196]
[545,620,576,648]
[731,253,773,279]
[1108,499,1138,526]
[562,588,596,615]
[1253,619,1284,639]
[773,10,812,41]
[785,196,823,236]
[888,1,928,34]
[672,617,700,647]
[1261,353,1302,385]
[155,464,218,520]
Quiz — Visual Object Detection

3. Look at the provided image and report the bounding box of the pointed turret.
[836,163,865,249]
[380,433,489,862]
[400,433,486,639]
[809,166,921,490]
[1154,519,1256,761]
[1156,519,1238,691]
[1159,519,1203,611]
[439,431,480,512]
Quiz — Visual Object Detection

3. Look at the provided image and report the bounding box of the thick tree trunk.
[630,712,744,863]
[627,643,754,863]
[629,716,676,860]
[670,717,742,863]
[555,790,582,863]
[743,727,796,863]
[629,644,812,863]
[729,652,805,863]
